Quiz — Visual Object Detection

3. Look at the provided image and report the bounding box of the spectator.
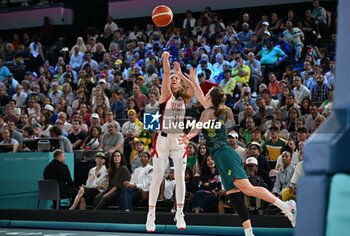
[320,85,334,117]
[93,150,130,209]
[262,123,286,161]
[272,148,295,201]
[6,120,22,144]
[70,37,86,56]
[67,119,85,150]
[256,39,287,80]
[267,72,281,99]
[231,55,251,86]
[0,57,10,82]
[311,73,329,107]
[144,91,159,114]
[131,84,148,114]
[283,21,304,62]
[57,112,71,134]
[43,149,78,201]
[244,157,267,210]
[3,104,19,124]
[99,122,124,157]
[186,141,199,175]
[261,88,279,110]
[197,143,210,170]
[130,139,147,172]
[275,139,300,171]
[191,155,224,213]
[242,117,255,145]
[22,125,36,139]
[121,109,142,145]
[212,53,229,77]
[69,152,108,210]
[238,103,260,134]
[120,151,153,211]
[105,15,118,33]
[255,96,274,122]
[281,141,305,201]
[280,94,300,120]
[49,81,63,106]
[49,125,73,153]
[110,90,126,119]
[312,0,328,37]
[245,52,262,93]
[292,75,310,105]
[101,111,121,134]
[69,46,84,71]
[12,84,27,107]
[238,23,253,44]
[159,167,176,202]
[198,72,218,96]
[28,35,44,73]
[81,126,102,151]
[5,72,19,96]
[304,104,325,132]
[227,130,247,164]
[0,127,19,151]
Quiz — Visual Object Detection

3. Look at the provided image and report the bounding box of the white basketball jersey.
[160,94,186,134]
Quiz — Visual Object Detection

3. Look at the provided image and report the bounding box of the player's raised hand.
[161,51,170,60]
[173,61,182,75]
[185,67,197,83]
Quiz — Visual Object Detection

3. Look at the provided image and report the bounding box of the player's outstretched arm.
[160,52,171,103]
[173,62,194,101]
[184,68,209,109]
[179,110,210,146]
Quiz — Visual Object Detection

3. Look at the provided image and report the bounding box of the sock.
[244,227,254,236]
[274,198,287,211]
[177,205,184,213]
[149,207,155,214]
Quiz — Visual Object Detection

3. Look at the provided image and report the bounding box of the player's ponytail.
[210,87,226,117]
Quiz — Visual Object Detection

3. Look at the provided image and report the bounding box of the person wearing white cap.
[44,104,54,112]
[245,156,266,211]
[227,131,247,163]
[246,156,258,166]
[90,113,100,127]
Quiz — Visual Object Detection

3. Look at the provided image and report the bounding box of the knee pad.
[228,192,250,223]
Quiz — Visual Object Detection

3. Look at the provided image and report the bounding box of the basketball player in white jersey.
[146,52,194,232]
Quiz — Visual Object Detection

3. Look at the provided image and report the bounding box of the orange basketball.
[152,5,173,27]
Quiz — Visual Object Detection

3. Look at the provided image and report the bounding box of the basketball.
[152,5,173,27]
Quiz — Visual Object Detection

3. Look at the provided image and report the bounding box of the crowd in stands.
[0,0,337,213]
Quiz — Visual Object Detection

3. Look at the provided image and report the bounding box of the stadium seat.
[37,179,60,210]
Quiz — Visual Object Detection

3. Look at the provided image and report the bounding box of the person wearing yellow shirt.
[231,55,251,86]
[219,69,236,97]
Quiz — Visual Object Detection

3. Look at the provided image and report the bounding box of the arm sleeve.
[136,167,153,191]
